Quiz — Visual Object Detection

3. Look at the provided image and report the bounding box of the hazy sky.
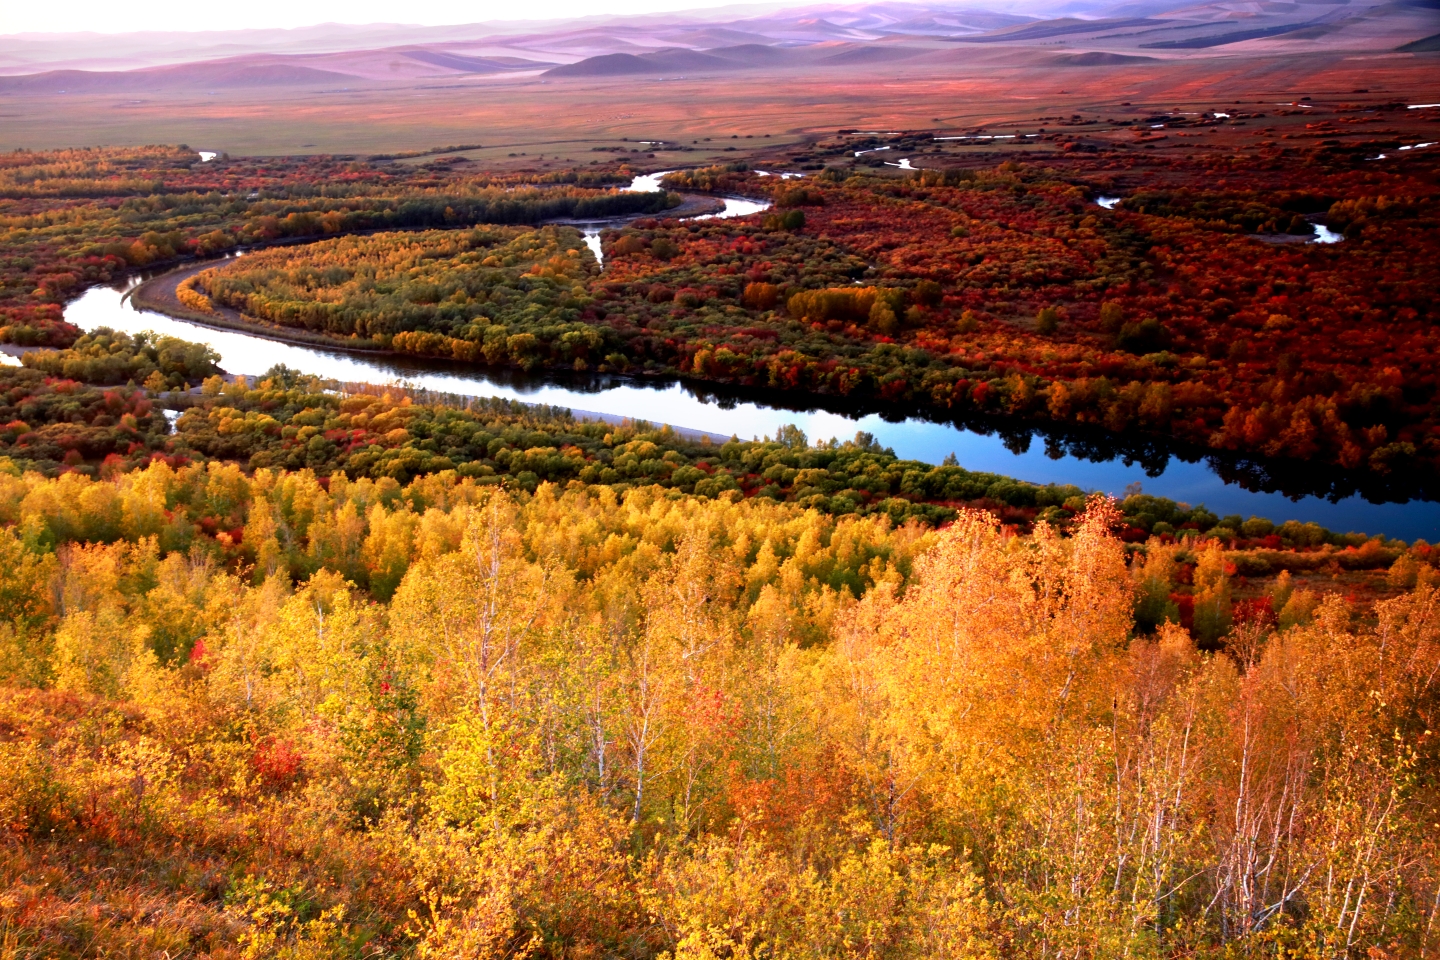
[4,0,788,36]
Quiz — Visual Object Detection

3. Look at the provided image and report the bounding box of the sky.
[2,0,794,36]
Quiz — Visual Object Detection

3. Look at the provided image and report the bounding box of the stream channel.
[50,174,1440,539]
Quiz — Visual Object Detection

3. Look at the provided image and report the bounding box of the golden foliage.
[0,474,1435,958]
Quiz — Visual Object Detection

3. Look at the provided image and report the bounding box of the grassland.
[3,50,1436,160]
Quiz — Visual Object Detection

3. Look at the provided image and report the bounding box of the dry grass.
[4,52,1436,157]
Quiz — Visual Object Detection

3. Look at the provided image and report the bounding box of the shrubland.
[148,148,1440,486]
[606,162,1440,480]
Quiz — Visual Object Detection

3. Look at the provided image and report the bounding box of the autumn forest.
[1,62,1439,960]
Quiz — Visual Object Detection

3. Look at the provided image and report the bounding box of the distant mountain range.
[1,0,1434,91]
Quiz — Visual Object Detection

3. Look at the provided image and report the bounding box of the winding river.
[51,175,1440,540]
[578,171,768,265]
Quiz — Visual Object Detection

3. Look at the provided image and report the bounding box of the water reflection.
[61,279,1440,539]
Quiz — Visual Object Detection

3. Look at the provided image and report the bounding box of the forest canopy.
[192,226,607,365]
[0,141,1438,958]
[0,471,1436,957]
[64,145,1435,485]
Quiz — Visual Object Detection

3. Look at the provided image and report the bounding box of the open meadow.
[3,45,1437,158]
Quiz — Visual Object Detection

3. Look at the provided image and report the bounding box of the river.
[578,171,770,266]
[53,178,1440,540]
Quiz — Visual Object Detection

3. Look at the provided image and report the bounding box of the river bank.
[52,166,1440,539]
[63,277,1440,540]
[125,172,738,352]
[130,260,396,355]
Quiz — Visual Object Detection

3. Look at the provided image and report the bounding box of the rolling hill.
[0,0,1433,94]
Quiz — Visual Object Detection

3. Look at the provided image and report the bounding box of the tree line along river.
[45,172,1440,540]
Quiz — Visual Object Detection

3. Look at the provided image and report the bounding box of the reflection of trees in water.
[602,373,1440,505]
[999,428,1031,457]
[501,365,1434,506]
[1035,427,1437,503]
[1203,455,1437,506]
[102,286,1438,508]
[1018,422,1437,504]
